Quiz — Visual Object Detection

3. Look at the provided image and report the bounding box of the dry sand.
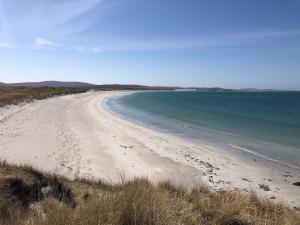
[0,91,299,207]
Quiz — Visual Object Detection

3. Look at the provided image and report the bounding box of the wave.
[230,144,300,170]
[104,91,300,171]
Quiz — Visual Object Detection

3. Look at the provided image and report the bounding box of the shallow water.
[105,91,300,169]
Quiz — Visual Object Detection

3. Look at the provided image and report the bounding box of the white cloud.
[1,29,299,53]
[2,0,105,36]
[40,0,104,26]
[92,47,103,53]
[72,46,104,53]
[96,29,300,52]
[0,41,15,48]
[236,30,300,39]
[35,37,60,47]
[75,45,85,52]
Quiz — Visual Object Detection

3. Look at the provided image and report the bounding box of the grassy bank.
[0,86,89,106]
[0,88,299,224]
[0,161,299,225]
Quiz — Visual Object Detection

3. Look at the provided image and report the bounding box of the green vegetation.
[0,85,175,107]
[0,86,89,106]
[0,161,299,225]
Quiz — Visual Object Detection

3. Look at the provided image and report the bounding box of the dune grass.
[0,89,299,224]
[0,86,89,106]
[0,161,299,225]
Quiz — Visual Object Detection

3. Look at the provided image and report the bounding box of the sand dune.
[0,91,299,207]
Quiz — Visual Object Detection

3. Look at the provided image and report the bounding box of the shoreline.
[0,91,299,207]
[103,91,300,207]
[104,91,300,171]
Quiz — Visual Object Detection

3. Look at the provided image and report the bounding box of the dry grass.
[0,86,88,107]
[0,88,299,224]
[0,161,299,225]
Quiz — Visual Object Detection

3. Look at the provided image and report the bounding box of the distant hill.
[95,84,178,91]
[239,88,280,92]
[174,87,232,92]
[1,81,178,90]
[193,87,233,92]
[0,81,234,91]
[6,81,96,88]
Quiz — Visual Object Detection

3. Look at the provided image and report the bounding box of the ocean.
[104,91,300,169]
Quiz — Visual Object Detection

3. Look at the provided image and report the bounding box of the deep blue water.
[105,91,300,169]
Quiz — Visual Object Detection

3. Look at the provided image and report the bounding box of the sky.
[0,0,300,89]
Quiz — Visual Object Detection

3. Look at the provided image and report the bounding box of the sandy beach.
[0,91,299,207]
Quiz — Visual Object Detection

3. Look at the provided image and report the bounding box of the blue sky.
[0,0,300,89]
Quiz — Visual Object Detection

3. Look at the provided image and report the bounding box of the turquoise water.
[105,91,300,169]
